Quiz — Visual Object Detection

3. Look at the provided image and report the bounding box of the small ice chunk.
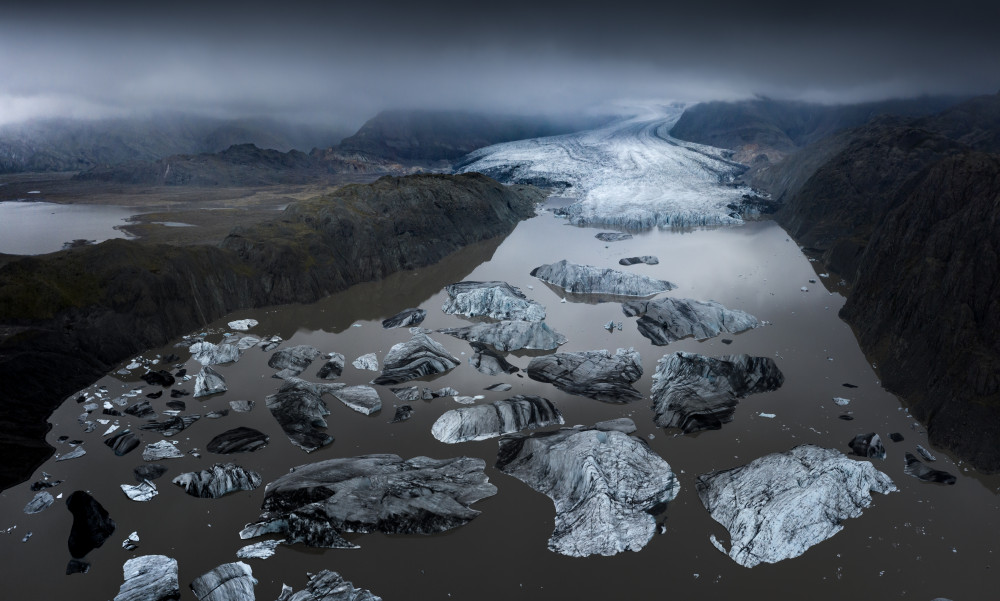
[121,480,158,502]
[833,397,851,406]
[228,319,258,331]
[759,413,776,419]
[352,353,379,371]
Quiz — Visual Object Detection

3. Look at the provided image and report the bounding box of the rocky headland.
[0,173,543,489]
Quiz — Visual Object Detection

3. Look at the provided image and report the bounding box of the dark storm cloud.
[1,1,998,127]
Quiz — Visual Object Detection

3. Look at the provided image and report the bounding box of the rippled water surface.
[1,202,996,600]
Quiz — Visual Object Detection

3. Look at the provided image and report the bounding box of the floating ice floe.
[696,445,896,567]
[496,418,680,557]
[371,334,459,385]
[622,297,760,345]
[527,348,643,403]
[240,455,496,549]
[227,319,258,331]
[432,395,564,443]
[113,555,178,601]
[650,352,784,432]
[531,260,675,298]
[352,353,379,371]
[441,281,545,322]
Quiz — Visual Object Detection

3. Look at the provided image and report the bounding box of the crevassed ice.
[457,104,751,229]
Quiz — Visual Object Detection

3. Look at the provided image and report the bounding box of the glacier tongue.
[456,105,752,229]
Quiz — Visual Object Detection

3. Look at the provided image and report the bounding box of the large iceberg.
[531,260,675,298]
[526,348,643,403]
[456,105,751,229]
[696,445,896,567]
[113,555,179,601]
[438,321,567,351]
[622,297,761,345]
[371,334,460,385]
[240,455,496,549]
[496,419,679,557]
[650,352,784,432]
[431,395,564,443]
[441,281,545,322]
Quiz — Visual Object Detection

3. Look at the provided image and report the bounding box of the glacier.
[456,104,753,229]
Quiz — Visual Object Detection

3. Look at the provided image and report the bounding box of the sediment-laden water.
[1,200,996,600]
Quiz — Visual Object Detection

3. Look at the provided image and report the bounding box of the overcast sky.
[1,0,998,128]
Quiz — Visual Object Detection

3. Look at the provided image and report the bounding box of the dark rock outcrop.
[650,352,784,432]
[0,172,541,490]
[495,419,680,557]
[432,395,564,443]
[206,427,269,454]
[240,454,497,549]
[526,348,643,403]
[622,297,761,345]
[370,334,460,385]
[66,490,116,558]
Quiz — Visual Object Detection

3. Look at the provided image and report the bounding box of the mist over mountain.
[0,114,349,174]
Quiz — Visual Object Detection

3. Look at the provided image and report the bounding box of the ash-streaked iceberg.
[441,281,545,322]
[622,297,761,345]
[496,419,680,557]
[531,260,675,298]
[696,445,896,567]
[371,334,460,385]
[438,321,567,352]
[431,395,564,443]
[650,352,784,432]
[527,348,643,403]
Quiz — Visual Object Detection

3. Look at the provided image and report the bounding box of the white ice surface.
[458,104,752,229]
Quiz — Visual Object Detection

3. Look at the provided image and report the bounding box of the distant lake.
[0,201,140,255]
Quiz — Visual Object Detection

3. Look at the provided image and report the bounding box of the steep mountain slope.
[0,115,348,174]
[338,110,608,163]
[670,96,963,166]
[840,152,1000,470]
[73,143,418,186]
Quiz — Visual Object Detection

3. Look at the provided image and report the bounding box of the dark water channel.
[1,201,996,600]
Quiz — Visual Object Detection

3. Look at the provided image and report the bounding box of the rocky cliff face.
[751,95,1000,472]
[0,173,542,490]
[840,152,1000,470]
[673,94,1000,472]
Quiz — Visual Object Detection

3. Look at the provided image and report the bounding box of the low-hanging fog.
[1,0,998,128]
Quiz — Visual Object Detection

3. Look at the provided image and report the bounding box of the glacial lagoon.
[0,201,997,600]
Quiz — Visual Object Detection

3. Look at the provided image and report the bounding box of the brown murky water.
[1,201,997,600]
